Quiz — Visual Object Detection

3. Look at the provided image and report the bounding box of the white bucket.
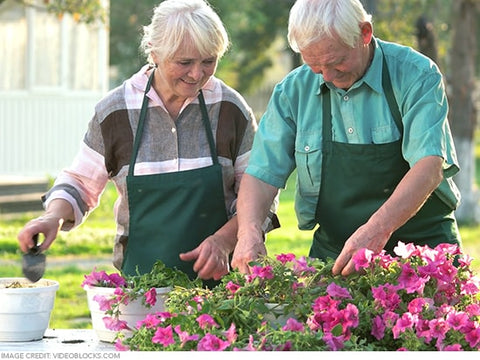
[84,285,170,343]
[0,278,59,342]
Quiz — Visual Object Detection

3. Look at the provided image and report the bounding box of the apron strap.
[321,85,332,145]
[128,70,219,177]
[129,70,155,177]
[198,90,220,165]
[380,45,403,134]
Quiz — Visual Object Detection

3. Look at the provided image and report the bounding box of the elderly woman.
[18,0,277,284]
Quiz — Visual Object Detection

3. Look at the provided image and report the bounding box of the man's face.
[300,24,373,90]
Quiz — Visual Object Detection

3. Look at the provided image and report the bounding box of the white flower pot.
[0,278,59,342]
[84,285,171,343]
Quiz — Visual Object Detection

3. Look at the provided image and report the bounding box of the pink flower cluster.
[83,268,158,332]
[81,268,126,288]
[351,242,480,350]
[109,243,480,351]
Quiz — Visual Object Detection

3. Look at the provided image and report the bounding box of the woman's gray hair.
[288,0,372,52]
[141,0,229,64]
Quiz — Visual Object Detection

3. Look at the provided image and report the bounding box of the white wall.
[0,0,109,180]
[0,93,102,178]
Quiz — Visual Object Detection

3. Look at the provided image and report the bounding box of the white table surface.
[0,329,115,352]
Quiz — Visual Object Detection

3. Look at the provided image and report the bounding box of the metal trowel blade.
[22,234,46,283]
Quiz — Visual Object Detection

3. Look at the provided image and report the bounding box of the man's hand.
[332,222,389,276]
[230,234,266,274]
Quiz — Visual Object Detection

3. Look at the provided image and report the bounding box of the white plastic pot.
[0,278,59,342]
[84,285,170,343]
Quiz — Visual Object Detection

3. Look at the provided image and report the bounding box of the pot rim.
[83,285,172,294]
[0,277,59,293]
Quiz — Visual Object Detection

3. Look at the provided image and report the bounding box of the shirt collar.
[317,37,383,95]
[129,64,216,97]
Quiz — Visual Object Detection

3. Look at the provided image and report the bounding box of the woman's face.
[153,43,218,102]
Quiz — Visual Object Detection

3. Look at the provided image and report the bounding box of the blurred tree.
[448,0,480,223]
[415,15,438,63]
[211,0,297,93]
[108,0,158,87]
[0,0,107,24]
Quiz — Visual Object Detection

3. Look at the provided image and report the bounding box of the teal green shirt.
[246,38,460,230]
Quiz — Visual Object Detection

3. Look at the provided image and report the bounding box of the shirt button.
[304,145,310,151]
[343,95,349,101]
[348,127,354,134]
[171,127,176,133]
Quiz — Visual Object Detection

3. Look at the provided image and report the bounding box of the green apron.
[311,55,460,260]
[123,71,228,286]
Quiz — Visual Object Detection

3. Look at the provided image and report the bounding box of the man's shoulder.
[378,38,439,73]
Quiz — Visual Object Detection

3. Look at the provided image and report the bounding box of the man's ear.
[360,22,373,44]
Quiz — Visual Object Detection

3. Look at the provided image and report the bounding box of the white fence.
[0,92,102,179]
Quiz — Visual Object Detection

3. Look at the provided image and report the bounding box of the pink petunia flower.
[113,287,129,305]
[442,344,463,351]
[174,325,199,347]
[393,241,417,259]
[144,288,157,306]
[196,314,219,329]
[407,297,431,314]
[276,253,296,264]
[457,253,473,267]
[114,339,129,351]
[136,313,161,329]
[397,263,429,294]
[152,325,175,347]
[107,273,127,287]
[322,332,345,351]
[460,276,480,296]
[435,243,461,257]
[434,262,458,283]
[223,322,238,343]
[312,295,340,313]
[415,318,433,343]
[282,317,305,332]
[249,265,274,280]
[81,268,111,287]
[428,318,449,341]
[326,282,352,299]
[371,315,385,340]
[342,303,359,328]
[197,333,230,351]
[372,284,401,311]
[103,316,128,331]
[466,303,480,317]
[464,323,480,348]
[93,294,116,311]
[293,256,316,273]
[392,313,417,339]
[352,248,374,271]
[446,311,469,331]
[225,281,241,295]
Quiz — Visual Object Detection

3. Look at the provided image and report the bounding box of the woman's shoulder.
[93,83,130,123]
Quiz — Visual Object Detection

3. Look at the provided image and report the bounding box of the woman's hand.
[179,234,231,280]
[17,214,64,253]
[17,199,73,253]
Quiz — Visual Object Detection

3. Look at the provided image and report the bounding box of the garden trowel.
[22,233,46,282]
